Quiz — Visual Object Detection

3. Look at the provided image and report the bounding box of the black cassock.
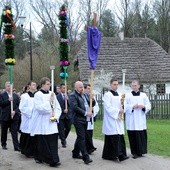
[102,134,127,160]
[127,129,147,156]
[20,133,34,157]
[34,133,60,164]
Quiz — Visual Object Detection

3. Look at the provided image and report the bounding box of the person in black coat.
[0,82,20,151]
[0,89,2,125]
[84,83,98,154]
[57,83,72,148]
[69,81,95,165]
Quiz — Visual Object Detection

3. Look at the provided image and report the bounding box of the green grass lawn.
[92,119,170,158]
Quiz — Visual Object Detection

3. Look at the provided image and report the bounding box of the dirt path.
[0,132,170,170]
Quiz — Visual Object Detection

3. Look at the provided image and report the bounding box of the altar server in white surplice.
[124,80,151,159]
[102,78,128,162]
[19,81,37,158]
[30,77,61,167]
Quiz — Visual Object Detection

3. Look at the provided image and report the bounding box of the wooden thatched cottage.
[77,37,170,94]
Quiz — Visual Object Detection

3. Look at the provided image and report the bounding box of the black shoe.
[111,158,118,161]
[132,154,138,159]
[137,154,143,157]
[72,155,82,159]
[102,157,118,161]
[61,140,67,148]
[14,147,21,152]
[88,147,97,154]
[84,158,93,164]
[50,162,61,167]
[118,155,129,162]
[26,155,34,158]
[62,144,67,148]
[35,159,43,164]
[2,146,8,150]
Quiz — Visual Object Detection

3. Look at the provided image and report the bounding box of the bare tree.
[114,0,142,37]
[78,0,110,27]
[153,0,170,53]
[141,4,151,38]
[78,0,94,26]
[95,0,110,27]
[29,0,59,37]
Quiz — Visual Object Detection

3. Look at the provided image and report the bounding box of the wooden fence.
[95,93,170,119]
[148,94,170,119]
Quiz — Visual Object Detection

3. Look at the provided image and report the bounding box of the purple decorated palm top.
[87,26,101,70]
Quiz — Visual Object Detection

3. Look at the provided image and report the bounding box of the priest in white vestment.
[124,80,151,159]
[102,78,128,162]
[30,77,61,167]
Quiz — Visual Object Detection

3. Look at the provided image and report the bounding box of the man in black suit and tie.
[0,82,20,151]
[70,81,95,164]
[57,83,72,148]
[0,90,2,125]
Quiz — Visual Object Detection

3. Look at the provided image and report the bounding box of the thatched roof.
[77,37,170,84]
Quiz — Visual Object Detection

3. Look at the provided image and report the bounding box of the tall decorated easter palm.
[87,13,101,112]
[0,4,16,118]
[58,4,70,110]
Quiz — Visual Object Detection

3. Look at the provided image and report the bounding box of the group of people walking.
[102,78,151,161]
[0,78,99,167]
[0,77,151,167]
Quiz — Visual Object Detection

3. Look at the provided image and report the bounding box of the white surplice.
[124,92,151,130]
[19,93,34,133]
[102,91,124,135]
[87,98,100,130]
[30,91,61,136]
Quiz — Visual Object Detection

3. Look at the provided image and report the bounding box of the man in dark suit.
[70,81,95,164]
[57,83,72,148]
[0,82,20,151]
[0,90,2,125]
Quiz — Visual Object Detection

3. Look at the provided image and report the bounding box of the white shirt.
[124,92,151,130]
[87,97,99,130]
[82,94,91,121]
[61,93,65,100]
[102,91,125,135]
[30,90,61,136]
